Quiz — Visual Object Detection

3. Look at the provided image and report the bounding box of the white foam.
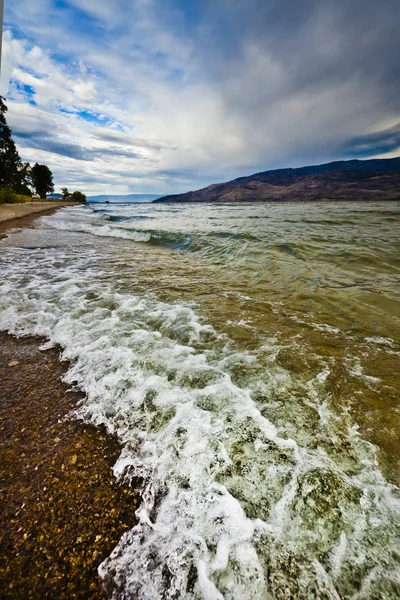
[290,315,340,335]
[48,216,152,242]
[0,223,399,599]
[364,336,395,348]
[347,356,382,384]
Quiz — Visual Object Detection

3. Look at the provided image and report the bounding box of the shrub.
[71,191,87,203]
[16,195,33,203]
[0,187,23,204]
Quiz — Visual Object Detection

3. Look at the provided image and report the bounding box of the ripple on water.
[0,202,399,599]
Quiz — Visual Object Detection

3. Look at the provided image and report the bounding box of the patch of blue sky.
[3,26,26,41]
[171,67,187,82]
[5,1,105,54]
[59,107,115,127]
[11,81,37,105]
[113,123,126,133]
[52,0,104,35]
[53,0,71,9]
[78,110,113,125]
[49,52,79,68]
[173,0,204,28]
[148,51,186,81]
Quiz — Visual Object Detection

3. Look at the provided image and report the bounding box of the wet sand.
[0,212,139,599]
[0,203,79,243]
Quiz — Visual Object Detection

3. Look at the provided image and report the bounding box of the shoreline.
[0,201,79,225]
[0,202,80,242]
[0,211,139,599]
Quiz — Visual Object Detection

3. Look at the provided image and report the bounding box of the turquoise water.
[0,201,399,599]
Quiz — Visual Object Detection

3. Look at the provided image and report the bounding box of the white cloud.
[2,0,400,194]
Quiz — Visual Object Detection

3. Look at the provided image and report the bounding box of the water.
[1,202,399,599]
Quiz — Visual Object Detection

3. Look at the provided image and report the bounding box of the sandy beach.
[0,210,139,599]
[0,201,78,224]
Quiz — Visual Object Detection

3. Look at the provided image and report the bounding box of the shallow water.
[1,201,399,599]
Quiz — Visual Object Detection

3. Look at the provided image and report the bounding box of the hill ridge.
[154,157,400,203]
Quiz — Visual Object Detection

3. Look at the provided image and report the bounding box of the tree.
[31,163,54,199]
[71,190,87,204]
[61,187,70,200]
[14,162,32,196]
[0,96,22,188]
[14,183,32,196]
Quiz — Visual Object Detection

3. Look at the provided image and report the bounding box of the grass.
[19,195,44,203]
[0,189,35,204]
[0,189,56,204]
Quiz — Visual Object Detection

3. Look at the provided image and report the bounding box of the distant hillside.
[88,193,161,203]
[154,158,400,203]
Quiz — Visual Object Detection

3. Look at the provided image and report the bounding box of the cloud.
[343,123,400,157]
[2,0,400,194]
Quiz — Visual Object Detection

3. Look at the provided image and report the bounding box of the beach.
[0,209,139,599]
[0,202,78,225]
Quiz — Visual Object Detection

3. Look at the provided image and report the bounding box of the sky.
[1,0,400,196]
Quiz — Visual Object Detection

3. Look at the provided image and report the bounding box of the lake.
[1,201,399,599]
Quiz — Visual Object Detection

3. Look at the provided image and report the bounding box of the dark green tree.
[31,163,54,199]
[71,190,87,203]
[0,96,22,188]
[61,187,70,200]
[14,183,32,196]
[14,162,32,196]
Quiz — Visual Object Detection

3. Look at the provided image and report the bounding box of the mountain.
[88,193,161,203]
[153,157,400,203]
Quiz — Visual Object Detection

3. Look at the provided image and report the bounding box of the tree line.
[0,96,86,203]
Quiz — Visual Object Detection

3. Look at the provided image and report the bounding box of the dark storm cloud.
[196,0,400,109]
[343,123,400,157]
[198,0,400,74]
[91,130,166,151]
[14,130,156,162]
[14,130,86,160]
[88,146,159,161]
[207,0,399,161]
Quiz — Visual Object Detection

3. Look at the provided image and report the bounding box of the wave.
[0,240,399,599]
[44,212,260,261]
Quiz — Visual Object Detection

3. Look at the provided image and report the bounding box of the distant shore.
[0,212,139,599]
